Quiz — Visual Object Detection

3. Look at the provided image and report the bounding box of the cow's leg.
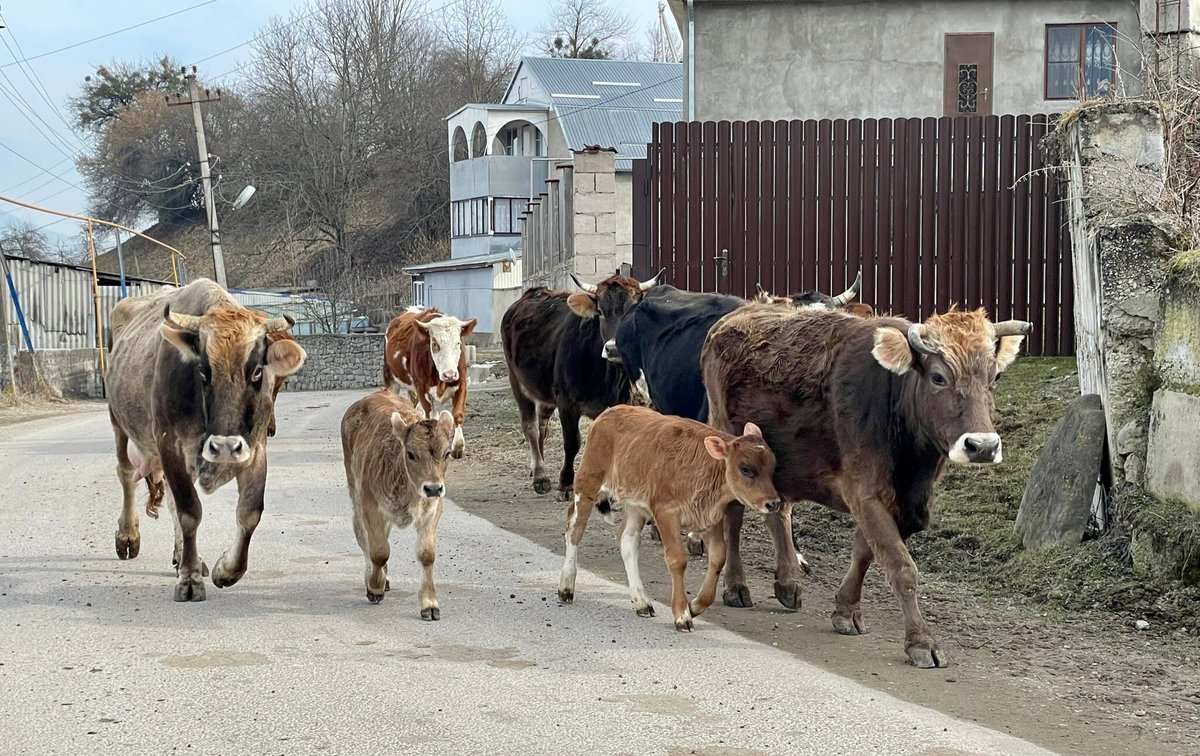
[510,374,551,494]
[536,403,553,457]
[450,384,467,459]
[619,510,653,617]
[414,500,443,620]
[856,501,943,668]
[833,527,874,636]
[557,404,583,501]
[557,490,596,603]
[161,446,205,602]
[767,504,804,611]
[689,522,727,619]
[211,452,267,589]
[721,502,753,607]
[111,416,140,560]
[353,500,392,603]
[656,509,693,631]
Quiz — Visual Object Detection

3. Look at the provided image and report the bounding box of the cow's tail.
[595,491,619,525]
[382,360,395,392]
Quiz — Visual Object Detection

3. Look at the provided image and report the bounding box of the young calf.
[557,405,781,631]
[341,389,455,620]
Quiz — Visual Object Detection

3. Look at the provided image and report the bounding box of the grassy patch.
[906,357,1200,630]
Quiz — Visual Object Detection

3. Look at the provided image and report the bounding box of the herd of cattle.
[100,270,1031,669]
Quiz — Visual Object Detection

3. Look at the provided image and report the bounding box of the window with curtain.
[1046,23,1116,99]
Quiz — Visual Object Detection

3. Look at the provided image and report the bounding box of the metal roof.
[506,57,683,172]
[404,249,518,276]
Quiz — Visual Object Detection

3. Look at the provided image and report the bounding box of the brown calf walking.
[557,405,781,631]
[341,390,455,620]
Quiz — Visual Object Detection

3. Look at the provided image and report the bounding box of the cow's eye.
[251,366,263,384]
[930,372,947,387]
[431,342,440,353]
[199,369,211,385]
[739,463,754,478]
[443,450,451,460]
[406,450,416,461]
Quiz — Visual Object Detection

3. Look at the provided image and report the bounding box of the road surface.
[0,390,1052,755]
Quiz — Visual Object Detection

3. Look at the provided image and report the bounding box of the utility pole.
[167,66,226,287]
[0,244,16,393]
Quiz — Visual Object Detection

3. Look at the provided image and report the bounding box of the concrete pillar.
[569,147,619,286]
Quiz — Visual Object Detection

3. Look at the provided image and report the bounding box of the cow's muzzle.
[949,433,1003,464]
[602,339,621,363]
[764,500,783,514]
[441,370,459,383]
[203,435,252,464]
[422,482,445,499]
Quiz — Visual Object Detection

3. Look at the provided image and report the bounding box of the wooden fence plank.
[892,119,910,318]
[701,121,717,293]
[919,117,938,317]
[730,121,747,297]
[935,117,953,314]
[744,121,761,300]
[817,119,834,296]
[802,119,819,292]
[658,123,675,285]
[875,118,893,313]
[832,118,849,295]
[1013,114,1033,348]
[716,121,733,294]
[788,120,804,293]
[861,119,879,309]
[774,120,791,295]
[949,117,968,315]
[997,115,1016,324]
[981,115,1000,318]
[965,116,984,309]
[903,118,922,319]
[847,119,864,298]
[1028,115,1049,356]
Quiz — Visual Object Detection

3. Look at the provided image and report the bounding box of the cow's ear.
[996,335,1024,371]
[742,422,763,439]
[267,338,306,377]
[391,411,410,440]
[159,324,200,361]
[872,327,913,375]
[703,436,728,460]
[461,317,478,338]
[567,292,598,318]
[436,410,454,439]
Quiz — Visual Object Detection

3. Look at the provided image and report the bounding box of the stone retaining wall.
[283,334,386,393]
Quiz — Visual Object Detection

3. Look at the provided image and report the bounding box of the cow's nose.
[764,500,782,513]
[203,435,250,463]
[442,370,458,382]
[958,433,1002,464]
[602,339,621,362]
[423,482,445,498]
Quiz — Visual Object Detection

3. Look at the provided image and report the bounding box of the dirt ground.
[454,371,1200,756]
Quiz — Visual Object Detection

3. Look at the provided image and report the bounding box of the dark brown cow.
[500,270,663,499]
[383,308,476,458]
[558,405,781,632]
[702,305,1030,667]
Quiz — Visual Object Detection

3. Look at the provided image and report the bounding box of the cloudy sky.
[0,0,660,241]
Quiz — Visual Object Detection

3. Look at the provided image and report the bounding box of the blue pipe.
[4,270,34,353]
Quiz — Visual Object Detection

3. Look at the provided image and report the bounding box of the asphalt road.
[0,390,1052,755]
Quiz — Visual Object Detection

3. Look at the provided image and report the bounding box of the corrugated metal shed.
[513,57,682,172]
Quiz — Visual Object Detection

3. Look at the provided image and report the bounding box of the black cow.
[501,270,664,500]
[609,273,866,422]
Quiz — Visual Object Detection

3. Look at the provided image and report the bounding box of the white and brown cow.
[106,279,306,601]
[341,389,455,619]
[557,405,781,632]
[383,307,476,459]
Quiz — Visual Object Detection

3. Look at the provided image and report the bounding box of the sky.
[0,0,660,243]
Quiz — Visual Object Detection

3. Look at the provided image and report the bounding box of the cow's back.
[107,280,239,455]
[703,306,894,506]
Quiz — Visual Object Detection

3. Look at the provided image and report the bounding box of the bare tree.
[538,0,634,59]
[0,219,51,261]
[440,0,523,102]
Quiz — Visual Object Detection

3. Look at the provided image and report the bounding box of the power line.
[0,138,86,193]
[0,73,83,162]
[0,0,221,69]
[0,12,92,154]
[0,157,70,195]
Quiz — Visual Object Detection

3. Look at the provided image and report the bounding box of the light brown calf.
[557,405,781,631]
[341,389,455,620]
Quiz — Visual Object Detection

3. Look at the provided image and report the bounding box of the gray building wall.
[686,0,1142,121]
[424,267,496,334]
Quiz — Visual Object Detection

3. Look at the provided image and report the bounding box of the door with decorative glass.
[944,33,994,116]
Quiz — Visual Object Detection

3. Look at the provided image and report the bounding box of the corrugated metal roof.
[404,249,518,275]
[511,57,683,172]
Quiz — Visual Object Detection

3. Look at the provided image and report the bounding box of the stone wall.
[282,334,386,393]
[1147,271,1200,513]
[8,349,102,399]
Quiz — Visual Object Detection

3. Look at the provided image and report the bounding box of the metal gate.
[631,115,1073,356]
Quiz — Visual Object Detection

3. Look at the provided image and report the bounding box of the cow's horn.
[832,271,863,306]
[265,314,295,333]
[907,323,940,356]
[639,267,666,291]
[992,320,1033,337]
[569,273,598,294]
[756,283,766,296]
[162,304,201,332]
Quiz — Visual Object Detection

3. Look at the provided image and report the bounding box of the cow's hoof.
[385,579,391,592]
[635,603,655,618]
[451,447,464,460]
[722,584,753,608]
[773,580,803,611]
[648,523,662,542]
[674,612,694,632]
[267,425,277,438]
[686,537,705,557]
[115,532,140,560]
[832,609,867,635]
[421,606,441,621]
[211,556,245,589]
[201,560,209,577]
[173,577,206,602]
[906,642,945,669]
[557,589,574,604]
[366,590,384,604]
[533,478,553,495]
[557,487,574,502]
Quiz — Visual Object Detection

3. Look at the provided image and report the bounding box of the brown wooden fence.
[631,115,1074,356]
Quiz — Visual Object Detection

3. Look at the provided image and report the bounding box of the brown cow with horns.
[701,304,1031,667]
